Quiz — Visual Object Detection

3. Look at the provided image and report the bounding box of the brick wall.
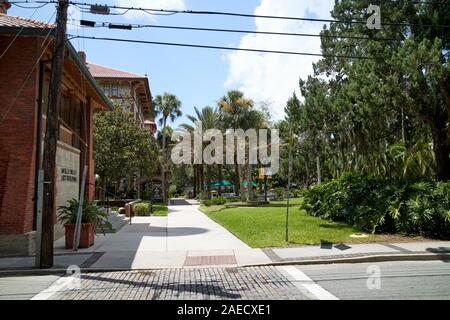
[0,36,41,235]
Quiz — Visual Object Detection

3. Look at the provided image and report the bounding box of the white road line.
[279,266,339,300]
[30,276,74,300]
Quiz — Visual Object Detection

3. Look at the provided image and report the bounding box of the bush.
[274,187,285,200]
[133,202,151,216]
[212,196,227,205]
[169,185,178,199]
[301,173,450,239]
[226,197,240,203]
[196,191,210,201]
[202,199,213,207]
[201,196,227,207]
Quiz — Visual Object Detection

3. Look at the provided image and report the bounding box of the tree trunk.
[305,159,310,187]
[316,154,321,185]
[234,161,240,196]
[193,164,197,198]
[239,164,246,202]
[218,164,222,196]
[247,163,253,202]
[199,165,204,193]
[206,165,211,198]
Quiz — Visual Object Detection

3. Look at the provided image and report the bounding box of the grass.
[134,201,168,217]
[200,198,384,248]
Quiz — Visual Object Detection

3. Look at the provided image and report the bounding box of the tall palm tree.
[218,90,267,201]
[218,91,253,198]
[154,93,182,204]
[180,106,220,198]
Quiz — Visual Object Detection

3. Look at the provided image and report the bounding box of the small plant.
[168,185,178,199]
[197,191,210,201]
[226,197,240,203]
[274,187,285,200]
[58,199,112,234]
[202,199,213,207]
[133,202,151,216]
[211,196,227,205]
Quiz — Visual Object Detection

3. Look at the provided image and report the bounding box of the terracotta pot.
[64,223,95,249]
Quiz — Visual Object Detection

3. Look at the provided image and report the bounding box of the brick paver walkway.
[49,267,308,300]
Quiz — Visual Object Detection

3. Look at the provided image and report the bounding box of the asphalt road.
[0,260,449,300]
[295,260,450,300]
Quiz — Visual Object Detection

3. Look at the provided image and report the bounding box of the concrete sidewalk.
[0,199,449,272]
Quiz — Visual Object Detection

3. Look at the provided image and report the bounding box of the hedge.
[301,173,450,239]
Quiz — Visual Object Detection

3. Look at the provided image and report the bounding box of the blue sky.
[9,0,334,129]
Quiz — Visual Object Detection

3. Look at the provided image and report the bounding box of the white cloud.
[224,0,334,120]
[67,4,81,31]
[115,0,186,22]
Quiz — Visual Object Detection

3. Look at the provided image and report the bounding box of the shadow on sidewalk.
[170,199,192,206]
[123,224,209,237]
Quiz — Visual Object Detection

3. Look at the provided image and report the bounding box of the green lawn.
[200,199,383,248]
[136,201,168,217]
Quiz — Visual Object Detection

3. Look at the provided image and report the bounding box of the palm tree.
[154,93,182,204]
[218,91,253,198]
[218,90,267,202]
[180,106,220,198]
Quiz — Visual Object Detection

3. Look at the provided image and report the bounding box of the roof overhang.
[94,75,153,119]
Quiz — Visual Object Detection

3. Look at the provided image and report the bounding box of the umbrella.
[243,180,258,187]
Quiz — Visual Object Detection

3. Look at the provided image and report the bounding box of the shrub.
[197,191,210,201]
[169,185,178,199]
[226,197,240,203]
[211,196,227,205]
[202,199,213,207]
[274,187,285,200]
[133,202,151,216]
[201,196,227,206]
[301,173,450,239]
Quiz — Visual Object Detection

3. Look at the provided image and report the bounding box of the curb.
[1,253,449,276]
[243,252,450,268]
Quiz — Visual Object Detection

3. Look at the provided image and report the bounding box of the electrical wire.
[9,0,450,29]
[67,34,375,59]
[82,21,403,42]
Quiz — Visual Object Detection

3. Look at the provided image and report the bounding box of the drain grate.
[184,255,237,266]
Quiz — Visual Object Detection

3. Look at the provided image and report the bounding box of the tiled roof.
[87,62,146,79]
[0,13,54,29]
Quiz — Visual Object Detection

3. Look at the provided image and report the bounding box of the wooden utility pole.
[40,0,69,268]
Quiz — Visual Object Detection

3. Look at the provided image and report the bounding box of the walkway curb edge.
[0,253,449,276]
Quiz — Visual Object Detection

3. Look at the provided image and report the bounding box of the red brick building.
[0,2,113,256]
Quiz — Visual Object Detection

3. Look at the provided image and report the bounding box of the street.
[1,261,449,300]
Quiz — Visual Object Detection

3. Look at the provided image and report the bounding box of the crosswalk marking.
[278,266,339,300]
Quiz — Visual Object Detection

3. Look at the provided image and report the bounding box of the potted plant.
[58,199,112,249]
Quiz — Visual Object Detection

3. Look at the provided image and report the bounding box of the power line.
[67,34,375,60]
[10,0,450,29]
[79,20,403,42]
[0,2,51,60]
